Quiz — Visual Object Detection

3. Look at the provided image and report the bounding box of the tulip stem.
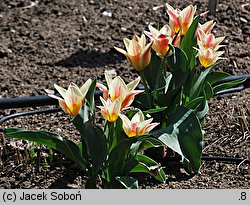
[153,55,167,103]
[139,70,153,107]
[107,121,117,153]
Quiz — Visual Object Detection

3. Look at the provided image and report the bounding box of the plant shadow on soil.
[53,48,125,69]
[46,163,194,189]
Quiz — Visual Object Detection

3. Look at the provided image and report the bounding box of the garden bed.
[0,0,249,188]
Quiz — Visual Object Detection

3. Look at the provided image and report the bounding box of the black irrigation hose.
[0,74,249,110]
[0,108,62,126]
[201,156,250,164]
[0,90,103,110]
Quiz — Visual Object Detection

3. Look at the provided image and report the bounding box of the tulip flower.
[144,25,180,57]
[195,43,224,68]
[119,111,160,137]
[114,34,153,71]
[197,20,216,41]
[97,97,121,122]
[165,3,197,36]
[49,79,92,116]
[197,29,225,51]
[96,70,144,109]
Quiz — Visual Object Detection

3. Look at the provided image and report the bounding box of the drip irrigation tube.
[0,74,249,110]
[0,90,103,110]
[201,156,250,164]
[0,108,62,126]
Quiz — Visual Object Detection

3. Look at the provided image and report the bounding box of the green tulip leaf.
[131,154,166,183]
[213,78,246,94]
[116,176,139,189]
[3,128,87,170]
[73,104,107,175]
[205,71,230,86]
[180,15,200,69]
[152,106,204,172]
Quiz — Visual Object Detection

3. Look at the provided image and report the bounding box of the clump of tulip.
[3,3,246,190]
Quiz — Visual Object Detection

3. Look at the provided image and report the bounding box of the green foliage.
[131,154,166,183]
[180,16,199,69]
[152,107,203,173]
[3,128,87,171]
[72,105,107,188]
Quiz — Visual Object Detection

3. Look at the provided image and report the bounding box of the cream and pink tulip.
[197,29,225,51]
[97,97,121,122]
[96,71,144,109]
[119,111,159,138]
[195,44,224,68]
[144,25,180,57]
[114,34,153,71]
[49,79,92,116]
[165,3,197,36]
[197,20,216,41]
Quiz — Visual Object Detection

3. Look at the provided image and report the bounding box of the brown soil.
[0,0,249,188]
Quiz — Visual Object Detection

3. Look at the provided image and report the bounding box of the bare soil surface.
[0,0,249,188]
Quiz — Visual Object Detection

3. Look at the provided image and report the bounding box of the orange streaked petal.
[96,83,109,100]
[139,122,160,135]
[167,9,181,33]
[121,90,144,109]
[109,76,128,102]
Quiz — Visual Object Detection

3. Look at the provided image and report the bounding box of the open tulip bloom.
[195,43,225,68]
[197,29,225,51]
[49,80,92,116]
[98,97,121,122]
[3,3,247,189]
[165,3,197,36]
[197,20,216,41]
[119,111,160,137]
[96,70,144,109]
[114,34,153,71]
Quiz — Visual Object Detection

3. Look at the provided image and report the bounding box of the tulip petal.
[212,36,225,50]
[148,25,161,37]
[144,30,155,41]
[58,99,72,115]
[108,98,121,122]
[119,114,139,137]
[54,84,67,99]
[140,122,160,135]
[179,5,196,35]
[201,20,216,34]
[121,90,144,109]
[123,38,131,51]
[109,76,128,102]
[48,94,64,101]
[127,76,141,91]
[114,46,128,57]
[96,83,109,100]
[128,38,142,56]
[167,9,181,33]
[80,79,92,98]
[131,110,145,124]
[141,40,153,66]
